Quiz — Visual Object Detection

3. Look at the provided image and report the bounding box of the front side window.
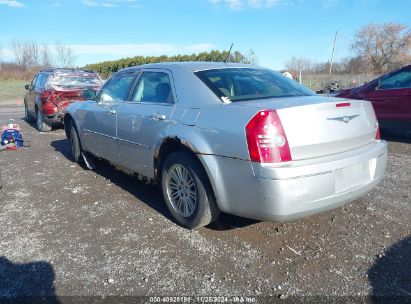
[195,68,314,102]
[98,73,136,103]
[31,75,38,89]
[131,71,174,104]
[379,70,411,89]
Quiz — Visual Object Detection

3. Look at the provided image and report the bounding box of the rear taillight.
[336,102,351,108]
[376,127,381,140]
[246,110,292,163]
[40,90,57,115]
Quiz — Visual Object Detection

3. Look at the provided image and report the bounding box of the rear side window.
[35,74,47,90]
[39,74,49,88]
[195,68,314,102]
[131,72,174,104]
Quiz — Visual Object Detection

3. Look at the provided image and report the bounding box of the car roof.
[120,61,260,73]
[39,68,98,75]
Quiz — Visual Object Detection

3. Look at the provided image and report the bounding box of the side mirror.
[25,84,31,90]
[82,89,97,100]
[375,81,382,90]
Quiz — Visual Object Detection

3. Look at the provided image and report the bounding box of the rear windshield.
[47,74,102,88]
[195,68,314,102]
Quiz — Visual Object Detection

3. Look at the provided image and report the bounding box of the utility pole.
[329,31,338,75]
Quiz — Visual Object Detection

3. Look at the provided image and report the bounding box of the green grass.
[0,80,27,104]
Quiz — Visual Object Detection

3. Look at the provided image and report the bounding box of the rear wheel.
[161,151,220,229]
[35,108,52,132]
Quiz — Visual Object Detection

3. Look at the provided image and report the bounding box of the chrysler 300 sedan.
[64,62,387,229]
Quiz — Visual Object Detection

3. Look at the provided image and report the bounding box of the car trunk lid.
[51,89,85,112]
[237,96,378,161]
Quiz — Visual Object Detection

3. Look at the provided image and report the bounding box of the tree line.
[0,40,75,80]
[84,49,257,79]
[284,23,410,77]
[1,22,408,81]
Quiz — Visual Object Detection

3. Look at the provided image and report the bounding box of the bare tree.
[352,23,411,74]
[11,40,40,69]
[284,57,312,74]
[40,43,53,68]
[244,49,257,65]
[55,43,75,68]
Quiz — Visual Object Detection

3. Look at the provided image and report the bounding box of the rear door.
[365,67,411,122]
[116,69,176,178]
[80,72,136,163]
[33,73,48,112]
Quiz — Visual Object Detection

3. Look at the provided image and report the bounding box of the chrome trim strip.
[83,129,117,140]
[123,101,174,106]
[83,128,150,149]
[117,137,150,149]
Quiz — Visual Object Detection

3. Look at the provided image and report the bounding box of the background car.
[335,64,411,132]
[24,68,103,132]
[64,62,387,229]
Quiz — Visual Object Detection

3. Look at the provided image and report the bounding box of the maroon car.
[24,69,103,132]
[336,64,411,132]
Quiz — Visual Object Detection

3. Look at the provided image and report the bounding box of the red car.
[24,69,103,132]
[336,64,411,132]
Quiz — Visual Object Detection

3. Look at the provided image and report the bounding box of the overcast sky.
[0,0,410,69]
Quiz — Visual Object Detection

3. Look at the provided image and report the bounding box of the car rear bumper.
[42,112,64,124]
[200,140,387,222]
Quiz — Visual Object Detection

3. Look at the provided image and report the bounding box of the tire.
[24,101,34,123]
[69,122,83,164]
[161,151,220,229]
[35,108,52,132]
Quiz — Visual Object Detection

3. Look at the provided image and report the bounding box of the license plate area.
[335,161,370,193]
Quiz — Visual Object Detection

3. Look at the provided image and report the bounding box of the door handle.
[108,109,116,115]
[151,114,166,120]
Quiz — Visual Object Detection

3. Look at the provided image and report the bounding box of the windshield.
[47,73,102,89]
[195,68,314,102]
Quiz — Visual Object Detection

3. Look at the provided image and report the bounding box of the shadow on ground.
[368,236,411,303]
[50,139,257,231]
[0,256,59,303]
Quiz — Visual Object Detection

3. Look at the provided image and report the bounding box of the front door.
[27,75,38,115]
[366,68,411,125]
[80,72,136,163]
[117,69,176,178]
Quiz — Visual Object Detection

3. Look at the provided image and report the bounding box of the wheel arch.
[154,136,221,209]
[63,113,82,145]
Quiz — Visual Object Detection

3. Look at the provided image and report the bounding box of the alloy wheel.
[166,164,197,217]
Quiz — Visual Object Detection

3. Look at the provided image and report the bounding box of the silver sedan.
[64,62,387,229]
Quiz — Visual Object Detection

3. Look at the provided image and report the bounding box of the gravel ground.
[0,105,410,303]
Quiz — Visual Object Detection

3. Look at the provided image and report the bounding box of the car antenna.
[223,43,234,63]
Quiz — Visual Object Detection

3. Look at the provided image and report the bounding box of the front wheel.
[69,122,83,164]
[24,101,34,123]
[161,151,220,229]
[36,108,52,132]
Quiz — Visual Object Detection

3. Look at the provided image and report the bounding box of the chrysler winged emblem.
[327,114,359,124]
